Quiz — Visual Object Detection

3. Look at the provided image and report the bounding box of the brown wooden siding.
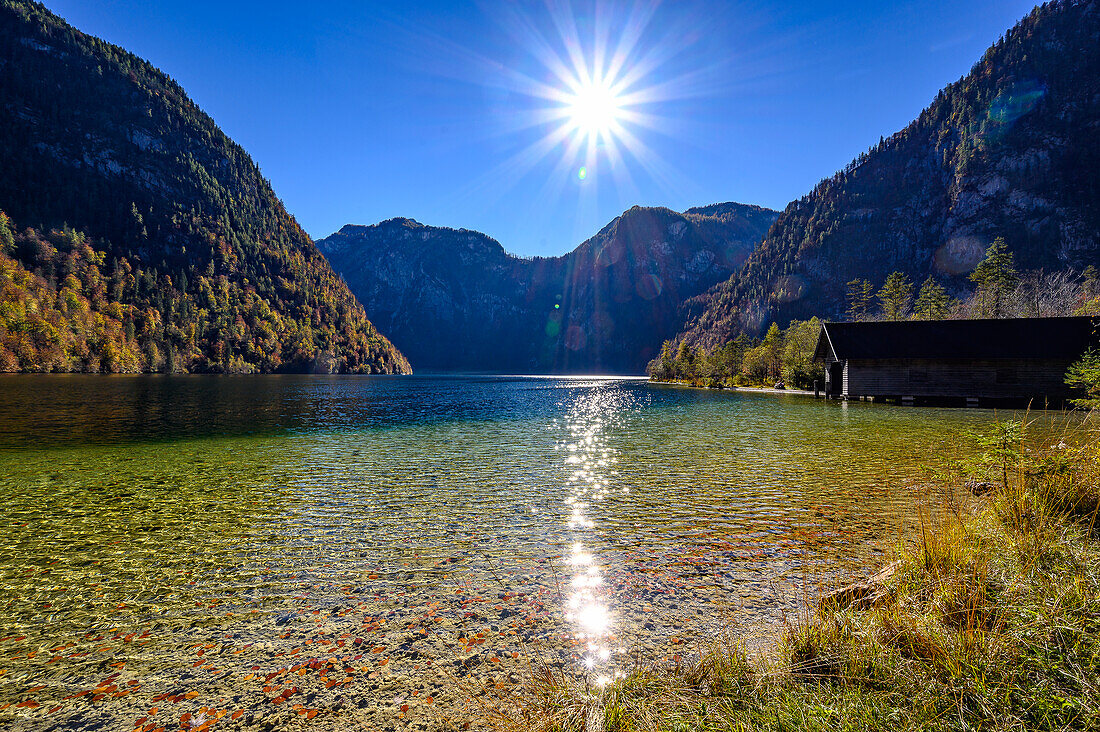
[843,358,1074,399]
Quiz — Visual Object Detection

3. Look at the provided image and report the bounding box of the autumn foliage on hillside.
[0,212,409,373]
[0,2,410,374]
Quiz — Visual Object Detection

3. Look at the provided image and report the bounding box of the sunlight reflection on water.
[0,374,1067,729]
[557,386,631,685]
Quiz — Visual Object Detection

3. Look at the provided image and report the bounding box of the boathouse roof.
[813,316,1100,362]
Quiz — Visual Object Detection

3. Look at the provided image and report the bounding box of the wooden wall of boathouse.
[840,358,1074,402]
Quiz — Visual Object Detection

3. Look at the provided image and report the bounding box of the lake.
[0,375,1024,730]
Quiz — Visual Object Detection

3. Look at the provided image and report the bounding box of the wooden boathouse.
[813,316,1100,406]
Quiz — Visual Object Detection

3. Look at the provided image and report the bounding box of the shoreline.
[649,378,817,397]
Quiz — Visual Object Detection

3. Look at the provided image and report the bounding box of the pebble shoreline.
[0,546,811,732]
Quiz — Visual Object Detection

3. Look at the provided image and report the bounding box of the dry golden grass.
[496,417,1100,732]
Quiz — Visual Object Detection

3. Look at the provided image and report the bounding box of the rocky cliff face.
[676,0,1100,349]
[319,218,531,372]
[319,204,778,373]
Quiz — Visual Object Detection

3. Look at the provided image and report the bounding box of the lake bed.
[0,375,1032,730]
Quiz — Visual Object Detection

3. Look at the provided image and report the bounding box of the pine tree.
[0,211,13,254]
[913,276,953,320]
[846,278,874,321]
[969,237,1018,317]
[762,323,784,381]
[675,340,694,379]
[1065,350,1100,409]
[877,271,913,321]
[653,340,674,380]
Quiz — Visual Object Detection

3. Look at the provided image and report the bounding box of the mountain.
[0,0,409,373]
[318,204,778,373]
[676,0,1100,350]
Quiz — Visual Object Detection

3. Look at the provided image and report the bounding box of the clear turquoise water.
[0,375,1028,729]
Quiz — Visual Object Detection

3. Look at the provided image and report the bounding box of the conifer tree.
[655,341,674,380]
[0,212,12,254]
[913,276,953,320]
[969,237,1018,317]
[1065,350,1100,409]
[877,271,913,321]
[761,323,784,380]
[675,340,693,379]
[846,278,874,321]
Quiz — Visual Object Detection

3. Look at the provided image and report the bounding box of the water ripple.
[0,375,1049,729]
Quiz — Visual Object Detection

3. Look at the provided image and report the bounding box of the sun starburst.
[478,0,692,193]
[431,0,718,234]
[562,75,625,143]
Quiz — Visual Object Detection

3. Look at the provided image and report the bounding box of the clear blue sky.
[50,0,1036,257]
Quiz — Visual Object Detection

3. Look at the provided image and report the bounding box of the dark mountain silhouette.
[0,0,409,373]
[318,204,778,373]
[676,0,1100,350]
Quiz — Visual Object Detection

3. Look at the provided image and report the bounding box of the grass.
[493,417,1100,732]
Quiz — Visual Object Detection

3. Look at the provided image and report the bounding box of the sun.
[563,76,625,142]
[456,1,709,202]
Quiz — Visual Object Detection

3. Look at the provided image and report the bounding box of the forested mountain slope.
[677,0,1100,349]
[318,204,778,373]
[0,0,409,373]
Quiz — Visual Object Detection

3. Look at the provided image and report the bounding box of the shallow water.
[0,375,1036,729]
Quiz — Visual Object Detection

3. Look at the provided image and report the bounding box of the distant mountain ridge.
[675,0,1100,350]
[318,203,778,373]
[0,0,409,373]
